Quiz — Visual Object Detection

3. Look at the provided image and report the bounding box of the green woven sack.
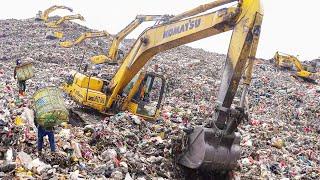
[33,87,69,128]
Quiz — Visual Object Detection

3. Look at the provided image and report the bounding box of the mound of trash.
[0,17,319,179]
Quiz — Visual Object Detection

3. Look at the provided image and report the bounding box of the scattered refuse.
[0,16,318,179]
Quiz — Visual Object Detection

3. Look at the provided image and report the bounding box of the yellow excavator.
[45,31,64,39]
[36,5,73,22]
[63,0,263,172]
[274,51,319,82]
[46,14,85,28]
[59,31,111,48]
[90,14,172,64]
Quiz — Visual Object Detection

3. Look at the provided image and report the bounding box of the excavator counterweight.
[63,0,263,172]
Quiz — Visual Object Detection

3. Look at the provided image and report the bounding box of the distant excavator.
[46,14,85,28]
[63,0,263,173]
[59,31,111,48]
[45,31,64,39]
[273,51,319,83]
[36,5,73,22]
[90,14,172,64]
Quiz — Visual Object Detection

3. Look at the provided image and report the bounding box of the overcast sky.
[1,0,319,61]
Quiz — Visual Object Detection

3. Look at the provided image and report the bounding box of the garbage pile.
[0,17,319,179]
[238,63,319,179]
[0,17,112,66]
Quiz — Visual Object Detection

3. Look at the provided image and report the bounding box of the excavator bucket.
[90,55,108,64]
[54,32,64,39]
[179,126,240,171]
[59,41,73,48]
[90,55,117,65]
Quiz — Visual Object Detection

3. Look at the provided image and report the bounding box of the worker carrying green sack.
[33,87,69,153]
[14,59,26,96]
[14,58,34,96]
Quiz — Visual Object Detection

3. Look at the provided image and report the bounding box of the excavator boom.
[46,14,85,28]
[36,5,73,22]
[63,0,263,172]
[60,31,111,48]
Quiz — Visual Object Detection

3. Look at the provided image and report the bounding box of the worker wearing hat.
[13,59,27,96]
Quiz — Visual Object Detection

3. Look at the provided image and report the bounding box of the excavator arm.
[46,14,85,28]
[60,31,111,48]
[36,5,73,22]
[291,56,306,71]
[90,14,172,64]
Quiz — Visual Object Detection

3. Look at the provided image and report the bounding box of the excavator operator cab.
[131,73,166,119]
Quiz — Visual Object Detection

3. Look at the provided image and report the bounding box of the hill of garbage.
[0,18,319,179]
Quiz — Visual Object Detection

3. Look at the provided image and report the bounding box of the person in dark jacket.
[34,119,56,153]
[13,59,26,96]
